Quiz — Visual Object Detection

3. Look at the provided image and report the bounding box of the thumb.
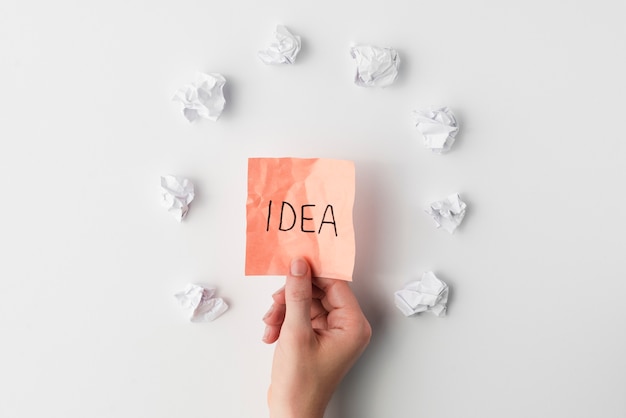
[284,257,313,329]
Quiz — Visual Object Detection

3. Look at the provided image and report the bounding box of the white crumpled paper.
[350,45,400,87]
[425,193,467,233]
[172,73,226,122]
[413,107,459,153]
[394,271,449,317]
[174,284,229,322]
[160,175,195,222]
[258,25,301,64]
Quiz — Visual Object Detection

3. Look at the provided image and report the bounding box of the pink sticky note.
[245,158,355,281]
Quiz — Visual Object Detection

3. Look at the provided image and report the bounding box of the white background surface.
[1,1,625,417]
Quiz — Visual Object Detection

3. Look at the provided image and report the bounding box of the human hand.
[262,258,372,418]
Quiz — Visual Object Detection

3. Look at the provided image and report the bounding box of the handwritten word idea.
[265,201,337,236]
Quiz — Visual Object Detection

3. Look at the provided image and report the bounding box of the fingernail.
[262,326,271,342]
[262,305,274,320]
[290,258,308,277]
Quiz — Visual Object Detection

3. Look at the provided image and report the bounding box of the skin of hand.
[262,257,372,418]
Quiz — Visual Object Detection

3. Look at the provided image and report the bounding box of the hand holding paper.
[263,258,371,417]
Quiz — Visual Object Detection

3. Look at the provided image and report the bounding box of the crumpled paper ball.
[174,284,229,322]
[394,271,449,317]
[160,175,195,222]
[413,107,459,153]
[172,72,226,122]
[425,193,467,233]
[258,25,301,64]
[350,45,400,87]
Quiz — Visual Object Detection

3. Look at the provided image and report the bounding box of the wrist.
[270,408,325,418]
[269,397,327,418]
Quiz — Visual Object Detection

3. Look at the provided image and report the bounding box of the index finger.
[272,283,325,304]
[313,277,362,313]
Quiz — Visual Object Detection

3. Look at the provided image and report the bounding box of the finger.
[265,298,325,326]
[262,302,286,326]
[314,277,362,313]
[283,257,313,329]
[310,298,327,321]
[311,313,328,331]
[262,324,282,344]
[310,298,329,331]
[314,277,370,339]
[272,283,325,304]
[271,286,285,303]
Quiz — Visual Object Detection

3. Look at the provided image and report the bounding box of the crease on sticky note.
[245,158,355,281]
